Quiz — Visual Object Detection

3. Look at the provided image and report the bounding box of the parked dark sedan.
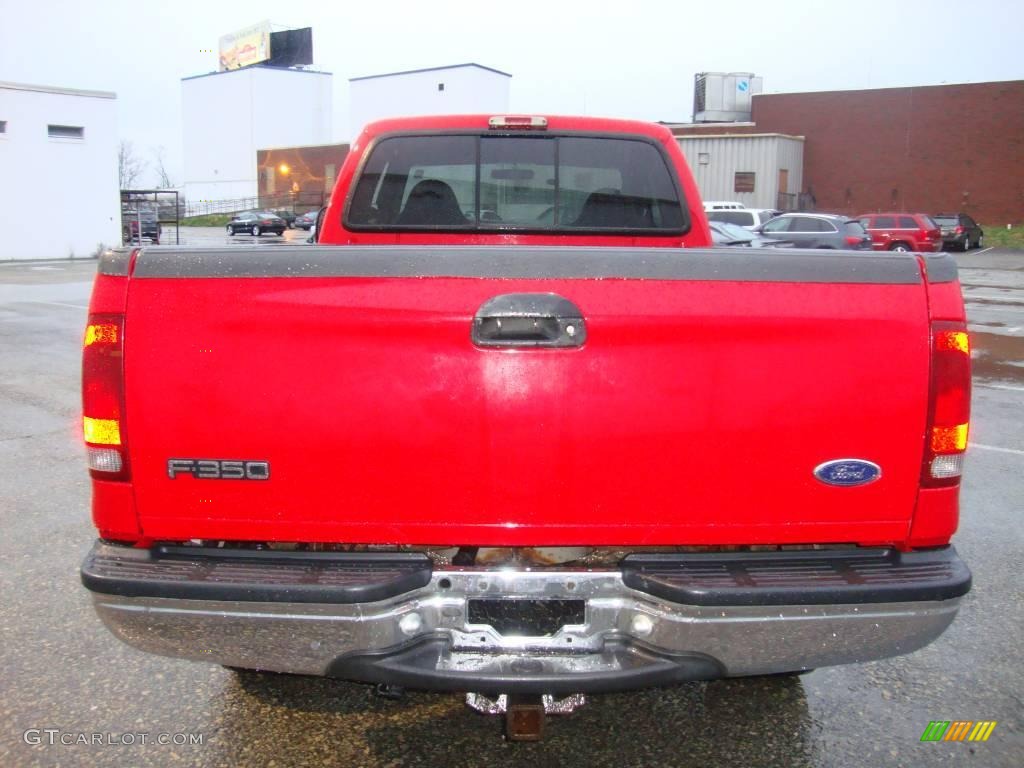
[755,213,872,250]
[274,210,297,228]
[294,211,318,230]
[934,213,984,251]
[227,211,287,236]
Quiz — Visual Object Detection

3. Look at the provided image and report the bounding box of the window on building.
[48,124,84,139]
[0,120,7,134]
[698,152,710,165]
[438,83,445,91]
[734,172,755,193]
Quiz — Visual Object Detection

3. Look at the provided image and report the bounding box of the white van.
[705,208,782,230]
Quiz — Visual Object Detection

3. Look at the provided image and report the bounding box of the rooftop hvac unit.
[693,72,763,123]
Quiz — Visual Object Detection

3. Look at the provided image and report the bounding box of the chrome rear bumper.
[86,543,968,692]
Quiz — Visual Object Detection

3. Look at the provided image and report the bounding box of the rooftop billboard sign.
[218,21,272,71]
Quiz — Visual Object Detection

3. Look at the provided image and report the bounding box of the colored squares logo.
[921,721,997,742]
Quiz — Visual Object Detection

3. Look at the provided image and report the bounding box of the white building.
[676,133,805,211]
[182,65,332,204]
[349,63,511,138]
[0,82,119,261]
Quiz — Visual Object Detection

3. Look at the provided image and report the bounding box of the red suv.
[857,213,942,252]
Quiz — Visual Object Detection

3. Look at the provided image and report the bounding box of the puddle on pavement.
[971,331,1024,384]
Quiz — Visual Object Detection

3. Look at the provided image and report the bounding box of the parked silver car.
[754,213,872,250]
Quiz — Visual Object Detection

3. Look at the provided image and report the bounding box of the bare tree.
[151,145,174,188]
[118,140,146,190]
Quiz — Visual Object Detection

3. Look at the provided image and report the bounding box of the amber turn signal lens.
[84,323,119,346]
[931,423,968,454]
[935,330,969,355]
[83,416,121,446]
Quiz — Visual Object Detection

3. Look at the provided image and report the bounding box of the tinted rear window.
[706,210,755,227]
[346,134,686,232]
[934,216,958,225]
[844,221,868,236]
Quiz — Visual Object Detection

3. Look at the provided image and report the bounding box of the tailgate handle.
[472,293,586,348]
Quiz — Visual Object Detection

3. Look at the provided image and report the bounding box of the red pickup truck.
[81,115,971,735]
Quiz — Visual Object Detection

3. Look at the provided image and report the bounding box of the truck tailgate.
[123,246,930,545]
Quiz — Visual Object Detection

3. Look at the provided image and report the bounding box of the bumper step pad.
[81,542,432,603]
[621,547,970,606]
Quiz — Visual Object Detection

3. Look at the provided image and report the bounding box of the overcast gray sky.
[2,0,1021,187]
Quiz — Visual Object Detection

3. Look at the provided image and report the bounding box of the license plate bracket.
[467,598,585,637]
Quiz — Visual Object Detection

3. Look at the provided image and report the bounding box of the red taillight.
[845,235,863,246]
[922,322,970,487]
[83,313,129,479]
[955,225,964,235]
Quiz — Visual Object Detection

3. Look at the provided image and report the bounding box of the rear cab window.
[345,133,687,233]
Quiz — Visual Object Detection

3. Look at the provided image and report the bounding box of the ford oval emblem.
[814,459,882,487]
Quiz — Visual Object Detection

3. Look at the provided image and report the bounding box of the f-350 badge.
[167,459,270,480]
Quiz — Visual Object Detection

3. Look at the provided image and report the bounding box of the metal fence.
[184,191,327,218]
[121,189,181,246]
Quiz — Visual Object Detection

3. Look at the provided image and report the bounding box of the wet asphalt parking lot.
[1,235,1021,767]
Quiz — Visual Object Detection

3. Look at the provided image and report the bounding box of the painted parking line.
[968,304,1024,315]
[28,300,89,310]
[0,259,88,268]
[969,442,1024,457]
[963,293,1024,304]
[975,383,1024,393]
[971,247,994,256]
